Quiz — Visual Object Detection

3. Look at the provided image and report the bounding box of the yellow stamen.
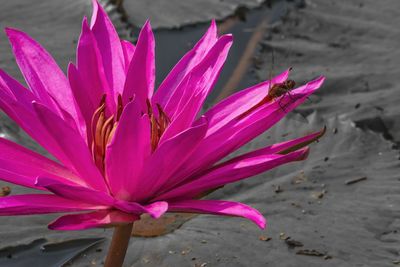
[90,96,171,172]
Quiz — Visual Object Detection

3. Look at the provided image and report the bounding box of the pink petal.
[229,127,326,161]
[203,69,290,135]
[0,75,83,168]
[168,199,266,229]
[33,102,108,193]
[49,210,138,231]
[0,68,36,108]
[122,21,155,111]
[172,76,325,183]
[134,118,208,202]
[114,201,168,219]
[155,148,309,201]
[0,137,84,190]
[160,34,233,140]
[152,20,218,108]
[142,201,168,219]
[0,194,105,216]
[5,28,84,137]
[73,17,114,128]
[35,176,114,206]
[35,176,168,219]
[121,40,136,73]
[90,0,125,99]
[105,100,150,200]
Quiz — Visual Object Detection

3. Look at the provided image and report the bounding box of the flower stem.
[104,223,134,267]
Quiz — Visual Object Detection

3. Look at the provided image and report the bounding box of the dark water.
[147,0,292,105]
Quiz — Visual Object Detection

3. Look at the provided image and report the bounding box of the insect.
[237,79,297,119]
[236,49,310,122]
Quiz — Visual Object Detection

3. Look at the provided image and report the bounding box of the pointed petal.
[168,200,266,229]
[0,138,84,190]
[203,69,290,135]
[152,20,218,107]
[73,17,113,122]
[159,35,233,142]
[0,194,105,216]
[232,126,326,160]
[134,118,208,201]
[105,100,150,200]
[172,76,325,183]
[5,28,84,135]
[0,76,82,169]
[49,210,138,230]
[0,68,36,108]
[121,40,136,73]
[90,0,125,98]
[123,21,155,111]
[33,102,108,192]
[155,148,308,201]
[162,35,233,125]
[67,64,92,144]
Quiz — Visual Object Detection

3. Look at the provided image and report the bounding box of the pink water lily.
[0,0,325,232]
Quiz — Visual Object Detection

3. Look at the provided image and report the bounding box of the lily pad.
[0,238,103,267]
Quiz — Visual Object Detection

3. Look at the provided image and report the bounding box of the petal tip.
[147,201,168,219]
[90,0,101,28]
[309,75,326,89]
[210,19,217,33]
[258,217,267,229]
[142,20,154,36]
[299,147,310,160]
[4,27,22,39]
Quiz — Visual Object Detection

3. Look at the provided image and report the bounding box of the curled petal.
[49,210,139,231]
[115,201,168,219]
[168,199,266,229]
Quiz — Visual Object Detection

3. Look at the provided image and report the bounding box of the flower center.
[90,95,121,172]
[90,96,171,172]
[146,99,171,152]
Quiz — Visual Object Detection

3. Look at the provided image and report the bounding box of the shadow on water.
[125,0,296,107]
[0,238,103,267]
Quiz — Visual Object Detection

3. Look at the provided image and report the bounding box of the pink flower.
[0,0,324,231]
